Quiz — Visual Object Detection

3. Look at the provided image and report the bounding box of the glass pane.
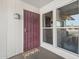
[43,29,53,44]
[56,1,79,27]
[57,28,79,54]
[43,11,53,27]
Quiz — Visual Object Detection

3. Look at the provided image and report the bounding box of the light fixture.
[14,13,21,20]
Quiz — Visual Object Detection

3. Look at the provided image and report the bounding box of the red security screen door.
[24,10,40,52]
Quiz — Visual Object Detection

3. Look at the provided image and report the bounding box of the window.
[43,29,53,44]
[42,0,79,55]
[56,1,79,27]
[57,28,78,54]
[43,11,53,44]
[43,11,53,27]
[56,1,79,54]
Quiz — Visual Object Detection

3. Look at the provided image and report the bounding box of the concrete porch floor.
[9,47,64,59]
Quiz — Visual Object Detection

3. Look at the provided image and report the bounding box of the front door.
[24,10,40,52]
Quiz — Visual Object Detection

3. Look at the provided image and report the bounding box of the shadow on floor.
[9,47,64,59]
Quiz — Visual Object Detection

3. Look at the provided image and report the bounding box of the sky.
[66,14,79,26]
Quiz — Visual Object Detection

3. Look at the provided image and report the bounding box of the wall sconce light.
[14,13,21,20]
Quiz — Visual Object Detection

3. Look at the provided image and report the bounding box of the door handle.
[24,28,28,32]
[24,28,27,32]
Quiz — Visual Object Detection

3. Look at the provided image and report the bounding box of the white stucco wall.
[0,0,39,58]
[0,0,8,59]
[7,0,39,58]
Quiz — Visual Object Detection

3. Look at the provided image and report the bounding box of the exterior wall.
[7,0,39,58]
[0,0,8,59]
[40,0,79,59]
[0,0,39,58]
